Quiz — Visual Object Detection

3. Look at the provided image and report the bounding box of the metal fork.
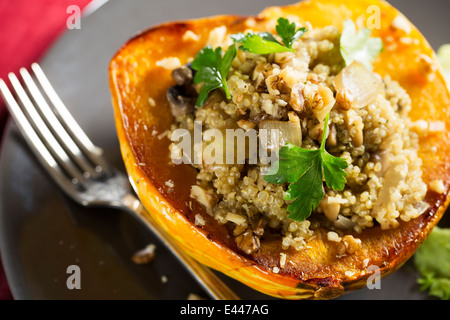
[0,63,239,300]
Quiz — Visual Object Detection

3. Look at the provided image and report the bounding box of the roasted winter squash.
[109,0,450,299]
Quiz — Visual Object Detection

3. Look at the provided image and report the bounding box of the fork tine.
[1,70,239,300]
[0,79,57,170]
[0,79,83,201]
[31,63,109,172]
[19,67,99,178]
[7,72,86,184]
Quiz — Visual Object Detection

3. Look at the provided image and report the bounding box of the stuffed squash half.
[109,0,450,299]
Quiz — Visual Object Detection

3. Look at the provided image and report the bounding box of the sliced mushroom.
[234,218,266,255]
[167,86,196,117]
[132,244,156,265]
[167,64,197,117]
[171,65,194,86]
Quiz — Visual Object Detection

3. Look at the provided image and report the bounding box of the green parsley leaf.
[340,19,383,70]
[320,121,348,191]
[417,273,450,300]
[264,114,348,222]
[239,34,291,54]
[414,227,450,300]
[283,152,324,222]
[232,32,289,54]
[264,145,320,185]
[232,18,307,54]
[276,17,307,50]
[191,45,237,107]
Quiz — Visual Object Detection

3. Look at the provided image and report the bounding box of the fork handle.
[120,194,240,300]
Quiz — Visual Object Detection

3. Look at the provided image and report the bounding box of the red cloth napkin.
[0,0,92,300]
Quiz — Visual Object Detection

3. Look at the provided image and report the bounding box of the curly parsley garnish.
[191,18,307,107]
[340,19,383,70]
[232,17,307,54]
[264,114,348,222]
[191,45,237,107]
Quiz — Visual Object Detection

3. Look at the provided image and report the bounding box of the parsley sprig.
[191,18,307,107]
[191,45,237,107]
[232,17,307,54]
[276,17,308,50]
[340,19,383,70]
[264,114,348,222]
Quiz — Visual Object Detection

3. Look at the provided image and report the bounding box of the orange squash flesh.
[109,0,450,299]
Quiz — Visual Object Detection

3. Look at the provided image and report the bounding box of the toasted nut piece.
[320,196,341,222]
[429,179,445,194]
[336,88,354,111]
[190,185,216,215]
[327,231,342,242]
[266,74,281,95]
[132,244,156,265]
[301,83,335,122]
[307,72,322,84]
[327,123,337,147]
[206,26,227,48]
[289,82,305,112]
[237,119,257,130]
[274,52,295,64]
[314,84,335,122]
[418,54,437,81]
[187,293,206,300]
[235,218,265,254]
[342,235,362,254]
[391,15,412,34]
[288,111,301,126]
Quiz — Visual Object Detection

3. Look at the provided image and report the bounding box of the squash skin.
[109,0,450,299]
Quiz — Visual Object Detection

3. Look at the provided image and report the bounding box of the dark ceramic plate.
[0,0,449,300]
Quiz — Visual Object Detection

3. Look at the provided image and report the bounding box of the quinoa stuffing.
[168,18,429,255]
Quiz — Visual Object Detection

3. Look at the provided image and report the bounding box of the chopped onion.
[334,61,384,109]
[334,215,357,230]
[259,120,302,151]
[414,201,430,216]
